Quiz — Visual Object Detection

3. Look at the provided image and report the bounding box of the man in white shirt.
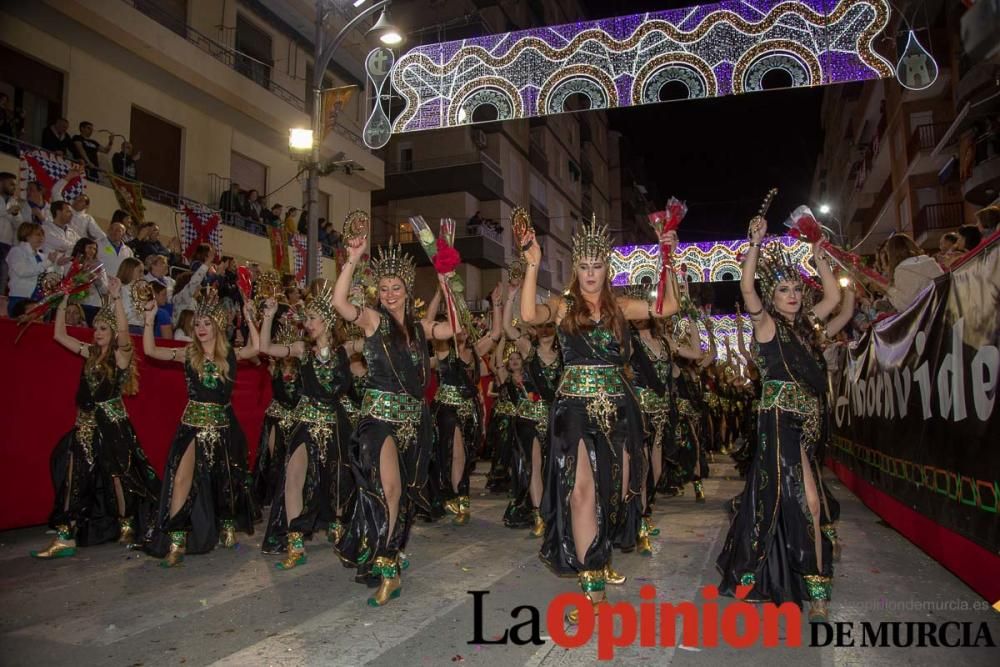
[0,171,30,294]
[42,201,81,257]
[52,174,105,242]
[98,221,133,277]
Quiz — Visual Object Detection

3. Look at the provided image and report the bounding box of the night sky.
[584,0,825,243]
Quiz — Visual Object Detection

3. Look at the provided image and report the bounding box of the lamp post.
[817,202,846,246]
[304,0,401,282]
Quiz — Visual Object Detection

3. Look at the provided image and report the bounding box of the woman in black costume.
[519,217,679,622]
[432,285,501,525]
[484,343,522,494]
[332,238,460,607]
[716,216,841,620]
[142,288,259,567]
[32,279,160,558]
[256,287,354,567]
[502,276,563,535]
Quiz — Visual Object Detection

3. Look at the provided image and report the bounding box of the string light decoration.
[612,236,814,286]
[386,0,893,135]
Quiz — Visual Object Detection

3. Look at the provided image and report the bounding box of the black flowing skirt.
[145,410,255,557]
[252,408,293,508]
[539,393,643,575]
[716,407,834,606]
[485,412,516,492]
[503,415,547,528]
[49,411,160,546]
[336,409,431,580]
[433,400,479,500]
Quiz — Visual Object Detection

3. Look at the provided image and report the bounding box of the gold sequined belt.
[556,365,625,398]
[516,398,550,422]
[293,395,338,424]
[494,400,516,416]
[760,380,819,416]
[705,393,720,409]
[362,389,423,451]
[182,400,229,428]
[435,384,475,408]
[676,397,699,418]
[635,387,666,414]
[266,400,295,420]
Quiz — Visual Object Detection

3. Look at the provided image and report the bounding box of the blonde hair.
[187,319,231,381]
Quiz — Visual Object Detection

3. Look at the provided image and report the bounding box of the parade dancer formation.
[27,203,845,620]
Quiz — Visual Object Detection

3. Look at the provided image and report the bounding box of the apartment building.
[810,0,999,254]
[0,0,385,271]
[371,0,622,304]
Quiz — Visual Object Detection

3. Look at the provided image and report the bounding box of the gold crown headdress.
[370,239,416,291]
[757,242,802,301]
[622,284,653,301]
[93,295,118,329]
[572,214,613,264]
[194,286,228,332]
[273,307,303,346]
[304,285,338,330]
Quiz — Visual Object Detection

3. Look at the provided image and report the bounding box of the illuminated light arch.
[710,259,743,282]
[384,0,895,139]
[732,41,823,94]
[538,65,619,114]
[446,77,524,127]
[632,53,718,104]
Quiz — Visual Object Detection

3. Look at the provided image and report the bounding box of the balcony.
[529,137,549,175]
[962,153,1000,206]
[374,152,505,204]
[530,199,551,236]
[907,123,952,175]
[914,202,966,240]
[455,228,507,269]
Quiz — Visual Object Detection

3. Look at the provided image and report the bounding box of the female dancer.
[32,279,160,558]
[332,239,459,606]
[502,279,562,536]
[257,288,354,568]
[142,289,259,567]
[661,321,707,498]
[717,217,840,620]
[432,285,502,525]
[484,343,522,494]
[252,307,302,510]
[520,218,678,621]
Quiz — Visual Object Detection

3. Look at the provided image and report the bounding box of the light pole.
[305,0,401,282]
[817,202,846,246]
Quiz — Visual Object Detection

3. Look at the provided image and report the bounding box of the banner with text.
[830,243,1000,553]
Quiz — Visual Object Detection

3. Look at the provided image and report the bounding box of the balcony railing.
[908,122,951,158]
[123,0,306,112]
[386,151,501,175]
[914,202,965,238]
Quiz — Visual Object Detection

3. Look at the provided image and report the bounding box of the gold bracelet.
[170,349,178,361]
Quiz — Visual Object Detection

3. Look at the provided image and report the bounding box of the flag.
[109,174,145,224]
[269,226,290,274]
[291,233,307,287]
[179,201,223,258]
[18,150,86,202]
[321,86,357,140]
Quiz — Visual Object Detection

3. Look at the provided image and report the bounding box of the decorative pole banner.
[179,202,223,258]
[18,150,86,202]
[109,174,145,225]
[291,233,319,287]
[321,85,357,140]
[269,227,291,274]
[386,0,893,136]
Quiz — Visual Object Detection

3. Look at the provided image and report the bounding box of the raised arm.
[503,280,532,357]
[235,301,260,361]
[670,321,704,361]
[619,229,681,320]
[474,284,504,357]
[742,217,775,342]
[421,285,443,329]
[735,307,752,364]
[107,278,134,367]
[333,234,380,336]
[142,299,186,362]
[824,284,856,339]
[810,239,841,321]
[258,299,306,359]
[53,294,87,356]
[492,336,509,383]
[420,275,462,341]
[518,230,561,325]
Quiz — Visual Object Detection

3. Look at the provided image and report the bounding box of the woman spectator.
[64,302,87,328]
[244,190,263,222]
[70,237,106,325]
[150,282,174,339]
[116,257,146,334]
[145,254,175,296]
[174,309,195,341]
[880,234,944,312]
[283,208,300,236]
[6,222,65,317]
[171,262,211,326]
[956,224,983,254]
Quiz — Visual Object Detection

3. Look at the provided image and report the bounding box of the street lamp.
[818,203,831,215]
[288,128,314,153]
[302,0,403,283]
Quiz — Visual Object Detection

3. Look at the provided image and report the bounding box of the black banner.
[830,243,1000,552]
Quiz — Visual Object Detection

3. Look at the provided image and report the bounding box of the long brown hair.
[86,337,139,396]
[559,273,626,345]
[187,319,231,381]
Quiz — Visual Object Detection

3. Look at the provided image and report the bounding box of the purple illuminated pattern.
[611,236,814,286]
[389,0,893,133]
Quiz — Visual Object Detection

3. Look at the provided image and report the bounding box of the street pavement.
[1,462,997,666]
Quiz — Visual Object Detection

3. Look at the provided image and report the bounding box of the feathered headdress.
[757,243,803,301]
[370,239,416,291]
[572,214,613,264]
[194,286,228,332]
[304,285,337,330]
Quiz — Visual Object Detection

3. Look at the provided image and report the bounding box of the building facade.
[0,0,385,272]
[372,0,622,305]
[810,0,999,255]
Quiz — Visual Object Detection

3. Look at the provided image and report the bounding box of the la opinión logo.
[468,587,996,660]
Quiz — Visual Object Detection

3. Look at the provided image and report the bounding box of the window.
[318,191,331,220]
[0,45,64,147]
[130,106,182,195]
[134,0,188,38]
[399,145,413,172]
[230,151,267,196]
[235,14,273,88]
